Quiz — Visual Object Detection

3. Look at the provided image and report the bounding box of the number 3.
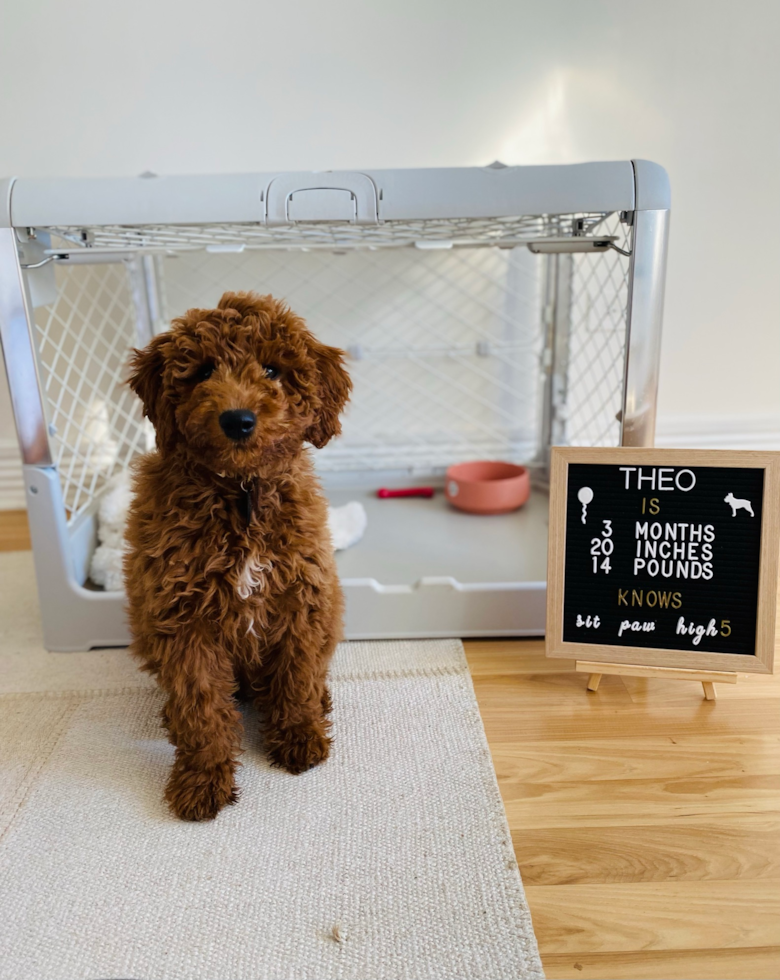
[602,520,612,537]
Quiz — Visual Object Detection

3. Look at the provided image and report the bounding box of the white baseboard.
[0,439,25,510]
[655,413,780,450]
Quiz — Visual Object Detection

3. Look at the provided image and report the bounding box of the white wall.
[1,0,779,477]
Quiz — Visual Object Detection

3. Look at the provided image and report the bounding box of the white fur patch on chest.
[236,555,273,600]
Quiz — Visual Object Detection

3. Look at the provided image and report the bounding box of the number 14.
[591,520,613,574]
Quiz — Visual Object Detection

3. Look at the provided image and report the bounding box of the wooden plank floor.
[2,508,778,979]
[464,640,780,979]
[0,509,31,551]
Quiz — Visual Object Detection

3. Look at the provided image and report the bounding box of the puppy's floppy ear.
[304,338,353,449]
[128,333,175,451]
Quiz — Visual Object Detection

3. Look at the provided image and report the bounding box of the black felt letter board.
[562,464,765,656]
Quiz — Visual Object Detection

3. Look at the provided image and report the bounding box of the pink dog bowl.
[445,461,530,515]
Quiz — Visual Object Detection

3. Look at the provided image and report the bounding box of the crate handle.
[265,172,379,226]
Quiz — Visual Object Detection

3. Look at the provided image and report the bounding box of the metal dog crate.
[0,161,669,650]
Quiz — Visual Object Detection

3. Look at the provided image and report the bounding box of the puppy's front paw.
[266,722,331,774]
[165,760,238,821]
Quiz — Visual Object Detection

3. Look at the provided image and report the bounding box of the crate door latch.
[265,172,379,226]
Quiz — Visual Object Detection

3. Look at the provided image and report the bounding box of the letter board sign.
[546,448,779,673]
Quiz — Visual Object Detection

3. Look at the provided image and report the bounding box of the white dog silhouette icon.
[724,492,754,517]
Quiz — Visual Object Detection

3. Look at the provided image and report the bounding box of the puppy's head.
[128,291,351,476]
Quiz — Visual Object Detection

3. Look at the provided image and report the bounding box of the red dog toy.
[376,487,435,499]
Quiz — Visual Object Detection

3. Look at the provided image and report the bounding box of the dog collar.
[237,480,254,526]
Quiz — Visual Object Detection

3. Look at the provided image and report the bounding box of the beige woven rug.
[0,551,543,980]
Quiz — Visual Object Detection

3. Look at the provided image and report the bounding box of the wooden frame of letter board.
[546,447,780,674]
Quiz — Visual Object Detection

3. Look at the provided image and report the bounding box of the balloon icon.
[577,486,593,524]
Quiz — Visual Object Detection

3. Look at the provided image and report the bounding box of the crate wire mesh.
[160,245,543,473]
[565,211,630,446]
[32,262,149,518]
[47,211,613,252]
[32,211,631,524]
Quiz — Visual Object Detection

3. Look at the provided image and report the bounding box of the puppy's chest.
[234,550,274,601]
[228,525,286,602]
[186,495,325,603]
[227,520,303,604]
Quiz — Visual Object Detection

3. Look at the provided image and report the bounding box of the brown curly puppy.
[124,291,351,821]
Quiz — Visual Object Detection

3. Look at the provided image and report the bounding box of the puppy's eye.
[263,365,280,380]
[193,363,215,383]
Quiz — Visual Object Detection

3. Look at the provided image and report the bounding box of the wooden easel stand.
[576,660,738,700]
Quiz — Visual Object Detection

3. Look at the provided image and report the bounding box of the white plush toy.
[90,470,367,591]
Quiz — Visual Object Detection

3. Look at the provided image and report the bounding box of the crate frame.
[0,162,670,650]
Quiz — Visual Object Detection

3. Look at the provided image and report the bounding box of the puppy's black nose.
[219,409,256,441]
